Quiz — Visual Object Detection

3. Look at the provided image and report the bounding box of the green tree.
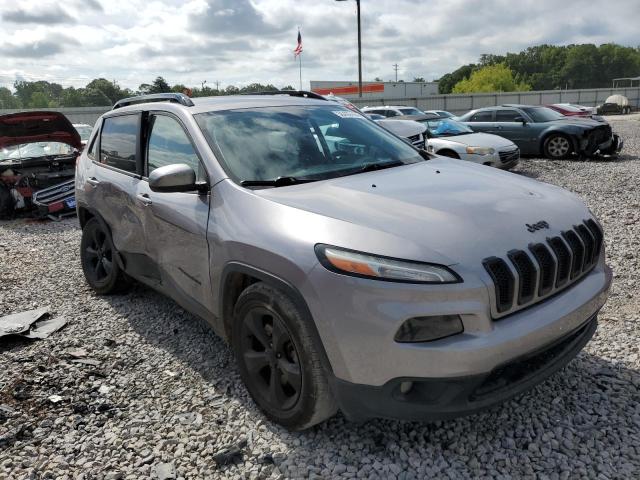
[0,87,21,108]
[412,77,425,82]
[452,64,532,93]
[438,64,476,93]
[29,91,51,108]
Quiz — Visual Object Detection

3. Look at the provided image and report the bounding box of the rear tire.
[232,282,337,430]
[543,134,572,159]
[80,217,130,294]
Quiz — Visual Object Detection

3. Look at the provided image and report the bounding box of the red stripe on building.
[312,83,385,96]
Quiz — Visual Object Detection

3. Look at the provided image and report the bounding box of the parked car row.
[361,101,624,163]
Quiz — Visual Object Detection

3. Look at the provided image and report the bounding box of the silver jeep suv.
[76,92,612,430]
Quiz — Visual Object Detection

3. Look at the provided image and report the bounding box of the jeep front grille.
[483,219,603,317]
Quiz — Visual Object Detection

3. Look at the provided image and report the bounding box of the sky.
[1,0,639,91]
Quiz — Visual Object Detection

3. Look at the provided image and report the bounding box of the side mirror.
[513,116,526,124]
[149,163,197,193]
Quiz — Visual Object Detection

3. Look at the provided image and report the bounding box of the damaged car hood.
[0,111,82,151]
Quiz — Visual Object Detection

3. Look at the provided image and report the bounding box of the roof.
[107,93,334,117]
[362,105,417,110]
[390,114,440,121]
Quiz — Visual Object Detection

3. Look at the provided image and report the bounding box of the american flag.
[294,29,302,57]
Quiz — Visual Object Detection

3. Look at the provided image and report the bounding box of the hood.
[376,119,426,138]
[0,111,82,150]
[549,117,608,129]
[430,132,515,149]
[256,158,590,266]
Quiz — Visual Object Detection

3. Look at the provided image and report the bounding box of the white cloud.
[0,0,638,90]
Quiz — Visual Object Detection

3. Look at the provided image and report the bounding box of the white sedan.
[421,118,520,169]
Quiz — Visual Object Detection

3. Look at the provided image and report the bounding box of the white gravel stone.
[0,116,638,478]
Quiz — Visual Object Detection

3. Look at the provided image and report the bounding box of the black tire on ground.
[80,217,131,295]
[436,150,460,159]
[232,282,337,430]
[543,134,573,159]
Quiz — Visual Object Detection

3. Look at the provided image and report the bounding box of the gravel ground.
[1,117,639,479]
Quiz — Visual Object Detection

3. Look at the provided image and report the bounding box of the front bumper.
[599,134,623,155]
[458,149,519,169]
[331,314,598,422]
[305,255,611,388]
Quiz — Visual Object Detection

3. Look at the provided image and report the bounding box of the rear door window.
[470,111,494,122]
[100,115,139,173]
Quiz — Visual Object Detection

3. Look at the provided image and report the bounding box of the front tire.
[543,134,572,159]
[80,217,130,294]
[232,282,337,430]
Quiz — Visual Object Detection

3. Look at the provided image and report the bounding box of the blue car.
[457,105,623,159]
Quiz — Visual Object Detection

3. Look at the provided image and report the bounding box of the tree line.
[0,77,296,109]
[438,43,640,94]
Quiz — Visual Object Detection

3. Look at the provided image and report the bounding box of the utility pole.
[393,64,399,82]
[215,80,220,91]
[336,0,363,97]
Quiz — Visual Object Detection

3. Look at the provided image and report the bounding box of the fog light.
[394,315,463,343]
[399,381,413,394]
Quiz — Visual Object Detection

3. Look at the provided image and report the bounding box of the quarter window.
[146,115,205,181]
[87,133,97,160]
[100,115,138,173]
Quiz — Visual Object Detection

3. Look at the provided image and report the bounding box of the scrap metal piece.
[22,316,67,339]
[0,308,49,337]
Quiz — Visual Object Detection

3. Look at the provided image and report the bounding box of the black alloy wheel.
[239,306,302,411]
[80,217,130,294]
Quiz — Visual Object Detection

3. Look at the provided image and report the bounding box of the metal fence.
[1,86,639,123]
[349,87,640,114]
[0,106,110,125]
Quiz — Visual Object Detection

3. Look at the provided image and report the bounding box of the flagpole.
[299,52,302,90]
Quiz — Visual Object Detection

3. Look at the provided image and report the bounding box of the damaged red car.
[0,111,83,220]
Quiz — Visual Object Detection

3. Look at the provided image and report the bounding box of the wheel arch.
[539,129,578,155]
[435,148,460,159]
[77,205,126,271]
[219,262,335,377]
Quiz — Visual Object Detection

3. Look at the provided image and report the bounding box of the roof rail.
[244,90,327,101]
[112,93,194,110]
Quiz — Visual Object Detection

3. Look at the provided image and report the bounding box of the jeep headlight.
[315,245,461,283]
[466,146,495,155]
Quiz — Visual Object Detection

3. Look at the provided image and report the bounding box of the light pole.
[336,0,362,97]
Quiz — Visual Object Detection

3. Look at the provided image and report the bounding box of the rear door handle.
[136,193,153,206]
[87,177,100,187]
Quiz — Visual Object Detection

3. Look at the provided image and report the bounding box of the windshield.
[398,107,423,115]
[195,105,423,184]
[522,107,565,122]
[422,118,473,137]
[1,142,75,161]
[74,125,93,142]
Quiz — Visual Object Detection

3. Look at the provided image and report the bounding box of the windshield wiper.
[240,176,317,187]
[356,160,406,173]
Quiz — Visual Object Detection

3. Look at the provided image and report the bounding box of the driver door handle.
[87,177,100,187]
[136,193,153,206]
